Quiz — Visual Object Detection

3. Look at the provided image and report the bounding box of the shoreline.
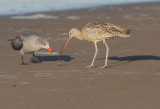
[0,1,159,18]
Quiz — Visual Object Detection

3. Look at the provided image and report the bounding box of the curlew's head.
[59,28,81,55]
[69,28,81,38]
[41,39,53,53]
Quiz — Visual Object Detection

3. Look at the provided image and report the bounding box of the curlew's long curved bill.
[59,37,71,55]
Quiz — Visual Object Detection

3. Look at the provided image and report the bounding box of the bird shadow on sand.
[36,55,74,62]
[106,55,160,67]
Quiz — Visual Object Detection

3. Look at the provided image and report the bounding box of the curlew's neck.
[74,29,83,40]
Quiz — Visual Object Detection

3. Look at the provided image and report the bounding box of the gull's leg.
[86,42,98,68]
[20,52,25,65]
[30,53,40,63]
[20,55,29,65]
[21,55,25,65]
[20,51,29,65]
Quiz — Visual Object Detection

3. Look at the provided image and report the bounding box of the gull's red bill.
[47,47,53,53]
[59,37,71,55]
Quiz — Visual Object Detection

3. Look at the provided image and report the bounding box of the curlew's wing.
[85,22,130,40]
[85,28,113,40]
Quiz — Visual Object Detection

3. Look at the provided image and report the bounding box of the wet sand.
[0,2,160,109]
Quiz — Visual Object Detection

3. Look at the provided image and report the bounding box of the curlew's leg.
[30,53,40,63]
[99,42,109,68]
[86,42,98,68]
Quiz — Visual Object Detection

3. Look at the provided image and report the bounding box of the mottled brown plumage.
[82,22,131,42]
[60,22,131,68]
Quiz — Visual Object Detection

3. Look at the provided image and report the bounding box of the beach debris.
[34,51,59,56]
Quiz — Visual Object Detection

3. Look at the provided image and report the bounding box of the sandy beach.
[0,2,160,109]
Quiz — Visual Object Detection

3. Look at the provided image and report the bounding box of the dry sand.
[0,2,160,109]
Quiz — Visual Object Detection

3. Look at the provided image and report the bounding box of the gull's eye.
[42,42,46,45]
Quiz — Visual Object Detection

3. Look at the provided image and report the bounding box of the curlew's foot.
[30,57,40,63]
[98,65,107,68]
[86,65,95,68]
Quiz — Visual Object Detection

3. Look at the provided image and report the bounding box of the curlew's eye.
[69,32,71,35]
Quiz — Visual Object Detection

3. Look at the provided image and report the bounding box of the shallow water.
[0,0,159,16]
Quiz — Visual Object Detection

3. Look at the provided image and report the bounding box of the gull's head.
[41,39,53,53]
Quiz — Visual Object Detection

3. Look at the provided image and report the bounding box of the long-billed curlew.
[11,33,53,65]
[60,22,131,68]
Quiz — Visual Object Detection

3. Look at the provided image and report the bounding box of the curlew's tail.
[117,29,131,38]
[126,30,131,35]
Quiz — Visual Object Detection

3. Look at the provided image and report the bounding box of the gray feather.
[20,32,39,37]
[11,35,23,50]
[11,33,40,50]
